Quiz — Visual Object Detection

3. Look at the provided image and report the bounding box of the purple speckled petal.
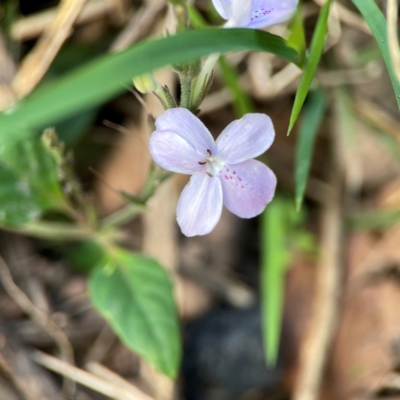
[212,0,230,20]
[155,108,217,155]
[177,173,223,237]
[150,130,207,174]
[247,0,298,29]
[216,113,275,164]
[219,159,276,218]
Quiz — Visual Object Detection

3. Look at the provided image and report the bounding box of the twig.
[83,323,116,364]
[11,0,87,99]
[387,0,400,82]
[110,0,166,52]
[0,322,65,400]
[0,32,16,111]
[0,255,76,397]
[11,0,119,41]
[353,96,400,141]
[33,351,153,400]
[313,0,371,35]
[86,362,153,399]
[292,129,344,400]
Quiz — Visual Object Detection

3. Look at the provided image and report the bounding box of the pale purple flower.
[212,0,299,29]
[150,108,277,237]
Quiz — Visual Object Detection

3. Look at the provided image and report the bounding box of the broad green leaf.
[352,0,400,109]
[0,136,67,226]
[89,249,181,378]
[295,89,327,210]
[260,199,291,365]
[0,163,42,225]
[288,0,332,133]
[218,56,255,117]
[0,136,66,211]
[0,28,299,149]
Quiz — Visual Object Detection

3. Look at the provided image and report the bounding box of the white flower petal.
[177,173,223,237]
[229,0,253,27]
[155,108,216,155]
[216,113,275,164]
[212,0,230,20]
[150,130,206,174]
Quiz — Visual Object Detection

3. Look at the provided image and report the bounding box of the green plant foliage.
[218,56,255,117]
[89,249,181,378]
[0,136,67,226]
[352,0,400,109]
[0,163,42,226]
[287,6,307,65]
[0,28,299,149]
[288,0,332,134]
[261,198,316,365]
[295,89,327,210]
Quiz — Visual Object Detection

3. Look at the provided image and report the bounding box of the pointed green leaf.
[261,199,291,365]
[352,0,400,109]
[295,89,327,210]
[0,28,299,149]
[288,0,332,134]
[89,249,181,378]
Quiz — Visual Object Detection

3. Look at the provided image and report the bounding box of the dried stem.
[387,0,400,83]
[33,351,153,400]
[0,255,76,397]
[12,0,87,99]
[292,133,344,400]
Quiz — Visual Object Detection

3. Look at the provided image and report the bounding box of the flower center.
[198,149,225,177]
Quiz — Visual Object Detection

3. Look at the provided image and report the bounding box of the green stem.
[180,77,192,109]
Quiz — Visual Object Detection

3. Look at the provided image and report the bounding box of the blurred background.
[0,0,400,399]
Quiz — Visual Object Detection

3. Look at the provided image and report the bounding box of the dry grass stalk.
[0,255,76,397]
[12,0,87,99]
[292,125,344,400]
[387,0,400,83]
[33,351,153,400]
[11,0,123,41]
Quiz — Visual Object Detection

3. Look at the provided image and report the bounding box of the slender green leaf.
[352,0,400,109]
[89,249,181,378]
[0,28,299,149]
[261,199,291,365]
[348,209,400,231]
[287,6,307,66]
[295,89,327,210]
[288,0,332,134]
[218,56,255,117]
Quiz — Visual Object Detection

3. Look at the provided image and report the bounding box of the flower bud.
[133,74,160,94]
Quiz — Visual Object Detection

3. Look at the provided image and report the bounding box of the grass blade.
[0,28,299,148]
[261,199,291,365]
[288,0,332,134]
[352,0,400,109]
[295,89,327,210]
